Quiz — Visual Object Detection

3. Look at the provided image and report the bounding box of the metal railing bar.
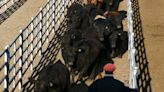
[42,13,54,26]
[42,5,53,18]
[22,39,41,55]
[10,78,22,92]
[10,46,21,59]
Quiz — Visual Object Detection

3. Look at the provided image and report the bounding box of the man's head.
[103,63,116,74]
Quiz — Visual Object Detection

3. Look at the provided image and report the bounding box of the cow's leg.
[76,63,90,82]
[109,32,118,58]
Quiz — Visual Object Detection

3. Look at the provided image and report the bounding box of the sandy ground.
[139,0,164,92]
[0,0,47,52]
[114,0,129,86]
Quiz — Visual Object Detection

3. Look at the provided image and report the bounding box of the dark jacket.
[87,76,131,92]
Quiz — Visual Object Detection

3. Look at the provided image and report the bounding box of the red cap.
[103,63,116,73]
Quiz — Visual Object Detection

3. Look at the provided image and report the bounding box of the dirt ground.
[139,0,164,92]
[0,0,47,52]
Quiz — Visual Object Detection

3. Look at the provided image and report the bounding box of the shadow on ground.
[21,20,67,92]
[131,0,152,92]
[0,0,27,24]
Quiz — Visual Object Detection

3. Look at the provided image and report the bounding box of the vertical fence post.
[61,0,64,19]
[54,0,57,31]
[64,0,66,15]
[35,17,38,54]
[12,0,14,4]
[13,43,16,88]
[46,0,49,43]
[52,0,55,34]
[25,29,28,68]
[39,7,43,56]
[57,0,60,26]
[30,18,34,71]
[18,30,23,91]
[4,45,10,92]
[4,0,7,11]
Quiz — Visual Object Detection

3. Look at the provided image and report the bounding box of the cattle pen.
[0,0,143,91]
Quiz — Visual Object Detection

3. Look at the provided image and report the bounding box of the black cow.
[61,28,82,66]
[100,0,124,11]
[114,31,128,58]
[84,4,105,22]
[105,10,127,57]
[107,10,127,30]
[93,18,113,41]
[34,60,70,92]
[61,27,103,81]
[61,24,103,55]
[61,22,115,80]
[64,38,112,82]
[61,28,82,48]
[91,14,125,58]
[66,2,90,29]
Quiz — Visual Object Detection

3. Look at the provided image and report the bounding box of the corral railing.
[0,0,75,91]
[0,0,19,13]
[127,0,138,90]
[130,0,152,91]
[0,0,139,91]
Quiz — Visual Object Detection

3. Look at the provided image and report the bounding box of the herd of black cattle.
[32,0,129,92]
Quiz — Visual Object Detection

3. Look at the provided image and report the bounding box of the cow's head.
[64,41,88,72]
[93,18,113,41]
[67,2,88,28]
[62,29,81,48]
[108,11,127,29]
[34,79,60,92]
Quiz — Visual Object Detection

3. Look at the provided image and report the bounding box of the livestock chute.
[0,0,141,91]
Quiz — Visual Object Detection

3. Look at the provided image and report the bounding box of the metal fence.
[0,0,139,91]
[0,0,75,91]
[130,0,152,91]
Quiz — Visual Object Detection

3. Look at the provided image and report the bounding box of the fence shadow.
[131,0,152,92]
[22,20,67,92]
[0,0,27,24]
